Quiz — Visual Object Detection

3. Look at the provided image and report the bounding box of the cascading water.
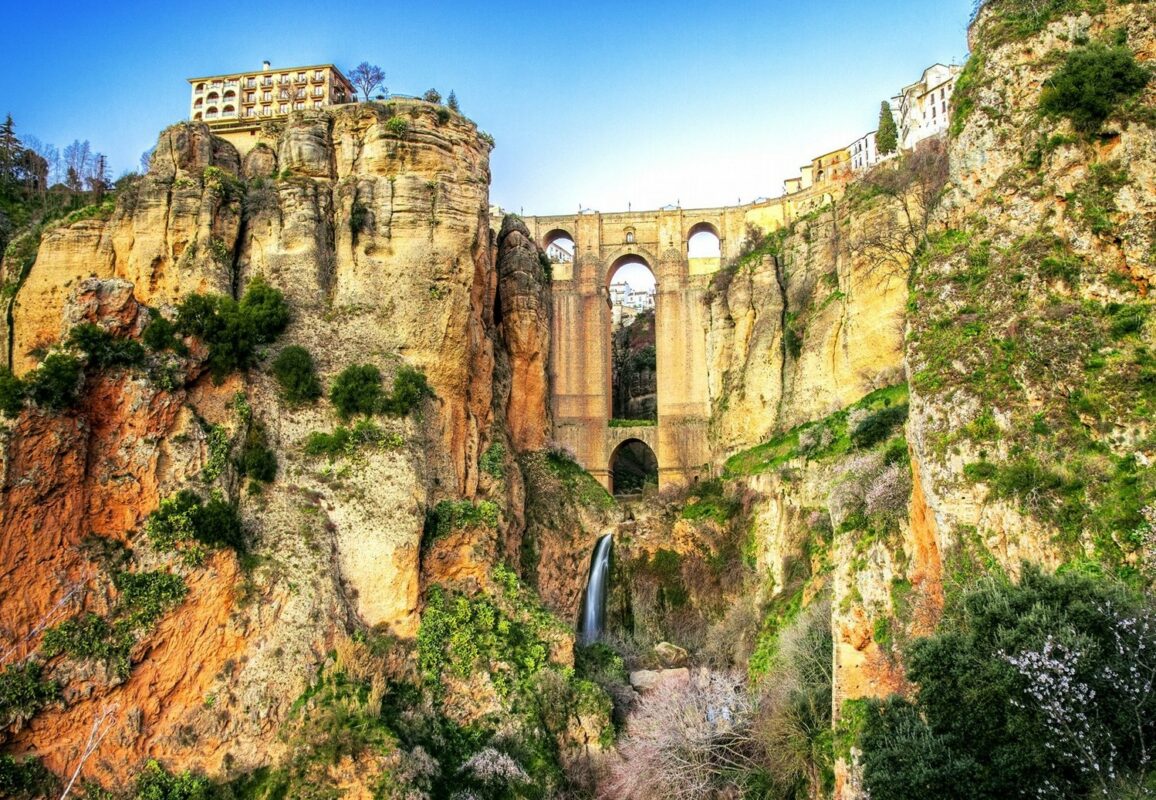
[578,533,614,646]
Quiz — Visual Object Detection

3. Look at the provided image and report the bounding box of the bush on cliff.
[66,323,145,370]
[859,566,1156,799]
[1041,41,1151,136]
[146,490,246,563]
[271,345,322,404]
[0,368,25,417]
[24,353,84,410]
[175,277,290,380]
[330,363,383,419]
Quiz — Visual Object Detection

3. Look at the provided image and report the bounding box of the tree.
[447,91,459,112]
[877,101,898,155]
[62,140,91,192]
[86,153,109,203]
[1041,41,1151,136]
[348,62,386,101]
[422,88,442,104]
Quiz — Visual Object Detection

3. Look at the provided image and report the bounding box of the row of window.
[194,100,326,120]
[194,70,330,93]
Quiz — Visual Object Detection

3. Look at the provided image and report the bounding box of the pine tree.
[877,101,898,155]
[447,91,459,113]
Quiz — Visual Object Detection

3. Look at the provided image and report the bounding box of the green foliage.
[0,754,54,800]
[647,548,689,609]
[724,384,909,477]
[1041,40,1151,136]
[385,116,409,136]
[973,0,1109,47]
[859,567,1156,799]
[146,490,245,562]
[539,449,615,511]
[850,404,910,449]
[67,323,146,370]
[681,478,740,525]
[329,363,382,419]
[132,759,213,800]
[303,419,402,460]
[950,54,984,137]
[877,101,898,155]
[24,353,84,410]
[480,440,506,479]
[382,364,430,416]
[0,661,58,724]
[41,570,187,679]
[142,314,188,355]
[238,426,277,483]
[423,499,499,549]
[0,367,25,417]
[270,345,322,405]
[175,278,290,380]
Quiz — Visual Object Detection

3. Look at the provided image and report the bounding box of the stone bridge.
[522,192,828,490]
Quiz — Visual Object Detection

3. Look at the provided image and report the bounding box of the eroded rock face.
[496,216,553,452]
[0,102,504,784]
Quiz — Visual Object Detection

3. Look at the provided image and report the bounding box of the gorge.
[0,0,1155,798]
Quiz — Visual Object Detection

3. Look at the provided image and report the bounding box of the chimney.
[262,60,271,71]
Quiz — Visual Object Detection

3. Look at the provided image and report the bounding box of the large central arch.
[526,207,726,489]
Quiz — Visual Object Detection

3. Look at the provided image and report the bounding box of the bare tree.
[848,137,950,283]
[348,62,386,101]
[62,139,92,192]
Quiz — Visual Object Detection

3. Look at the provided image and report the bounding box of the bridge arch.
[604,248,659,287]
[543,228,575,265]
[608,435,659,495]
[686,221,722,259]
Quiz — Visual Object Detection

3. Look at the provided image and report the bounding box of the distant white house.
[610,281,655,327]
[849,130,881,172]
[546,239,574,264]
[893,63,962,152]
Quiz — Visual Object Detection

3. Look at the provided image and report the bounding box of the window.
[246,92,255,102]
[314,100,322,109]
[626,231,635,244]
[297,72,306,82]
[195,83,205,92]
[263,107,272,116]
[264,91,272,101]
[314,70,323,79]
[280,103,289,114]
[247,78,256,88]
[246,108,256,117]
[295,89,305,99]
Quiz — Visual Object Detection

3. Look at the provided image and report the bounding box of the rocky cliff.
[0,101,584,793]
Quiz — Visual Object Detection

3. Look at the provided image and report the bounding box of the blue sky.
[2,1,973,215]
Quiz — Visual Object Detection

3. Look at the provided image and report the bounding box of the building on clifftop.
[892,63,962,151]
[187,61,355,152]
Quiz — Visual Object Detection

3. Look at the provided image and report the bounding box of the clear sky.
[2,0,973,216]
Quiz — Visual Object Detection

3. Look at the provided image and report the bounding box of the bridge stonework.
[523,193,829,489]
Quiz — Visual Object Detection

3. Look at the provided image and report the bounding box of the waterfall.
[579,533,614,646]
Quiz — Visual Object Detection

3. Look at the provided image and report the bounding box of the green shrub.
[175,277,290,379]
[480,441,506,479]
[271,345,322,404]
[0,661,58,724]
[303,426,352,458]
[146,490,246,560]
[237,426,277,483]
[423,499,500,548]
[0,754,54,799]
[114,570,188,628]
[142,315,188,355]
[24,353,83,410]
[132,759,212,800]
[330,363,383,419]
[0,368,25,417]
[41,613,118,662]
[851,405,909,449]
[383,364,431,416]
[386,117,409,136]
[859,567,1156,799]
[1041,41,1151,135]
[66,323,145,370]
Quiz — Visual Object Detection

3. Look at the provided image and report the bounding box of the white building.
[609,281,655,327]
[892,63,962,152]
[849,130,881,172]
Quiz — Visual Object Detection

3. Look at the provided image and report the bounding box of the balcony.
[312,73,325,83]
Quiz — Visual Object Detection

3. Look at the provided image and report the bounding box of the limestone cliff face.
[704,201,908,457]
[0,102,519,785]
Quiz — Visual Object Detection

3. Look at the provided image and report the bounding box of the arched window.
[625,230,635,244]
[687,222,721,259]
[608,255,657,423]
[543,230,575,264]
[609,439,658,495]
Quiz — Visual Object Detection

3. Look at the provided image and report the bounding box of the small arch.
[224,89,236,100]
[609,439,658,495]
[222,105,235,115]
[206,91,220,101]
[543,228,575,264]
[624,228,635,244]
[193,112,203,120]
[195,82,205,92]
[687,222,721,259]
[193,98,203,108]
